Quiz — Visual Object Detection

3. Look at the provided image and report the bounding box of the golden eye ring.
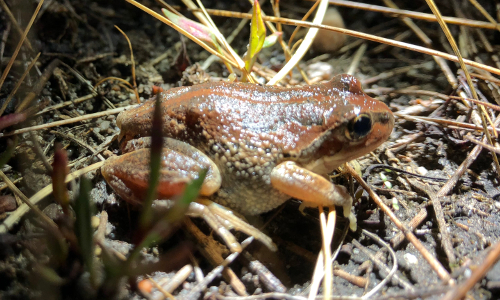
[346,114,372,140]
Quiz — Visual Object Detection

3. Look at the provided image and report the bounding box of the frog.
[101,74,394,252]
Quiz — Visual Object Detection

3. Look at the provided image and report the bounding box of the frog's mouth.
[302,155,345,175]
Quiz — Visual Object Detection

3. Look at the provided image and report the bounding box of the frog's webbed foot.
[270,161,357,231]
[188,199,277,252]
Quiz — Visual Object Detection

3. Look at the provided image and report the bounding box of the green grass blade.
[246,0,266,72]
[74,176,96,284]
[139,93,163,230]
[127,169,206,265]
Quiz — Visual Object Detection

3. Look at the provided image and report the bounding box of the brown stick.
[333,268,367,288]
[0,0,43,91]
[202,9,500,76]
[409,181,456,265]
[325,0,500,30]
[346,163,451,282]
[183,218,248,296]
[390,208,427,247]
[0,0,34,51]
[442,241,500,300]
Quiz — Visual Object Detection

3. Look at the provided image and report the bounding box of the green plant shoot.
[139,92,164,231]
[74,176,96,286]
[127,169,207,265]
[52,145,70,213]
[246,0,266,73]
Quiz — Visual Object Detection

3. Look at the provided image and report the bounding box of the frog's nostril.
[378,112,392,124]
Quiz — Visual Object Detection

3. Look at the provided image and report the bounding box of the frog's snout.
[368,110,394,147]
[378,111,392,124]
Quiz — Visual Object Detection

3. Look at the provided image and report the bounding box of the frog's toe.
[208,203,277,252]
[188,202,243,253]
[342,204,357,232]
[189,199,277,252]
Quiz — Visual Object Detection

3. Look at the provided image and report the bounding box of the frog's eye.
[346,114,372,140]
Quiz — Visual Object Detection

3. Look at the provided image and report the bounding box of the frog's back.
[167,82,309,214]
[118,79,351,149]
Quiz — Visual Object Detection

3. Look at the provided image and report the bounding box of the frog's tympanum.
[102,74,394,251]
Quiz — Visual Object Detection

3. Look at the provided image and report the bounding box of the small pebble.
[306,62,333,80]
[312,7,346,53]
[417,167,428,176]
[404,253,418,265]
[42,203,64,220]
[100,120,110,131]
[137,279,153,294]
[464,268,472,278]
[85,102,93,111]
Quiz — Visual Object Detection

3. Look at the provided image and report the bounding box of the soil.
[1,0,500,299]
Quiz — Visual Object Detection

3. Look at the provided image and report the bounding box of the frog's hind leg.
[188,199,277,252]
[103,137,276,252]
[270,161,357,231]
[102,137,222,204]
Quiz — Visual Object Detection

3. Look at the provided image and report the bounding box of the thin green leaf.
[35,265,66,286]
[165,169,207,223]
[246,0,266,72]
[74,176,96,284]
[52,144,69,212]
[127,169,206,265]
[262,32,282,49]
[139,93,163,230]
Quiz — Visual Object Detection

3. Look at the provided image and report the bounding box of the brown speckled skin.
[106,74,394,215]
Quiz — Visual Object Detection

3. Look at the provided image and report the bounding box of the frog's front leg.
[270,161,357,231]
